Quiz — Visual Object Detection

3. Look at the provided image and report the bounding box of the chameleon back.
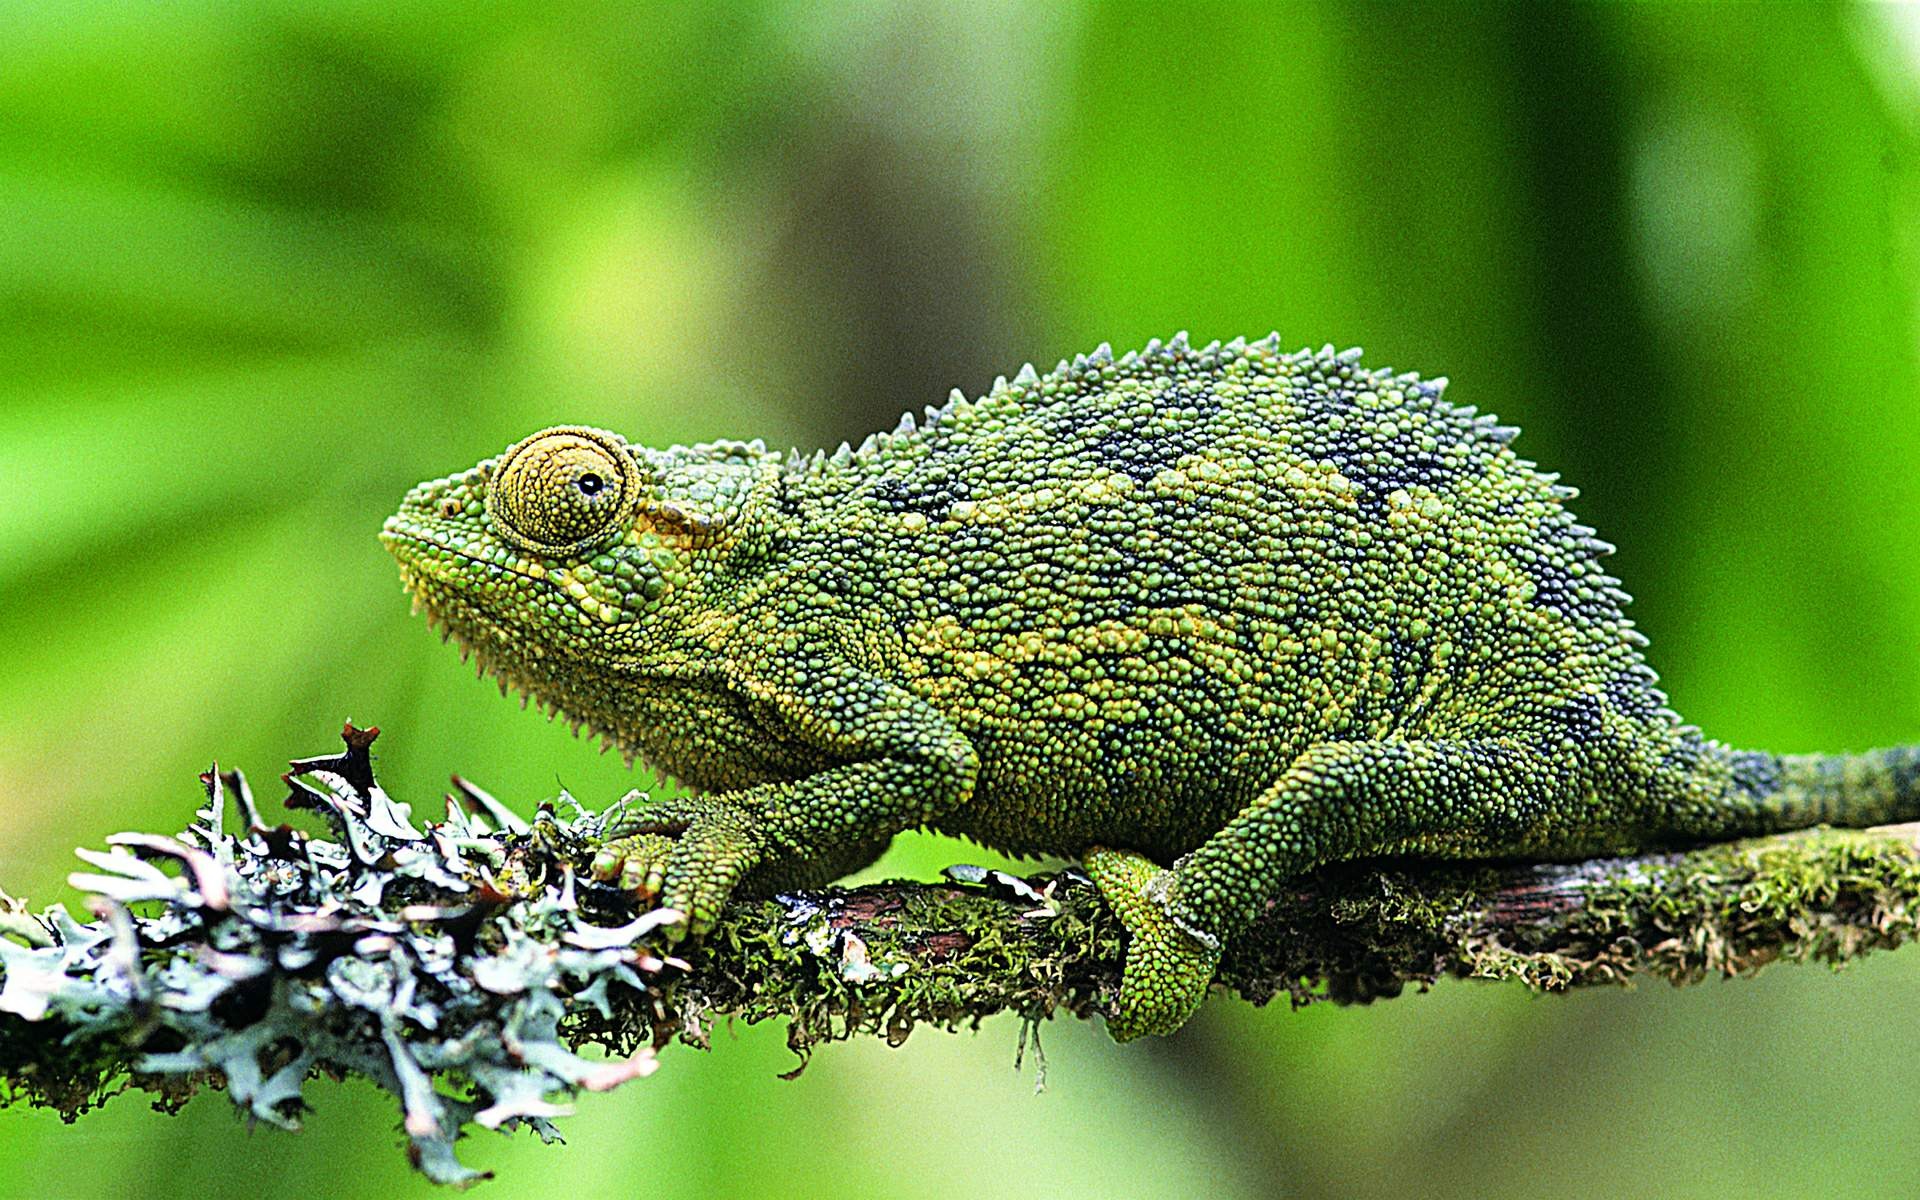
[778,335,1657,857]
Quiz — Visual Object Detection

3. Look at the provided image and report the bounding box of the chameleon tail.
[1685,744,1920,839]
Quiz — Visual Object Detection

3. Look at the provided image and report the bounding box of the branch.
[4,726,1920,1185]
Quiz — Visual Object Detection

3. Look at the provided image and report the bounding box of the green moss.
[1530,827,1920,985]
[660,878,1127,1060]
[1216,826,1920,1009]
[644,826,1920,1057]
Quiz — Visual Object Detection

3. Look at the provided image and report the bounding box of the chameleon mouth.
[394,572,712,791]
[391,562,645,765]
[383,522,706,786]
[380,521,580,716]
[379,523,551,589]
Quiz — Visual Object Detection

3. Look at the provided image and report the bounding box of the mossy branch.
[4,726,1920,1185]
[681,822,1920,1044]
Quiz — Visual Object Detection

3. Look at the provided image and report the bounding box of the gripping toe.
[591,797,767,937]
[1084,846,1221,1040]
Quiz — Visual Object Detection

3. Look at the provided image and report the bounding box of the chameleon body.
[382,334,1920,1039]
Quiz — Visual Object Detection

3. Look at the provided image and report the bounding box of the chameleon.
[381,333,1920,1040]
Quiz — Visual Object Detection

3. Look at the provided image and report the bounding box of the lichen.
[0,725,682,1187]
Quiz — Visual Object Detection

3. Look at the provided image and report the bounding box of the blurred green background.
[4,1,1920,1197]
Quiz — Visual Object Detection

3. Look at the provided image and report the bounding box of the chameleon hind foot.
[1083,846,1221,1041]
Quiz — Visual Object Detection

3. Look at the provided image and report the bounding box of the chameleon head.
[380,425,782,749]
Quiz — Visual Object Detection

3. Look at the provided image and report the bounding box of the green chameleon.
[382,334,1920,1040]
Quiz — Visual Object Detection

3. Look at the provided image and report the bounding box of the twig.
[3,725,1919,1185]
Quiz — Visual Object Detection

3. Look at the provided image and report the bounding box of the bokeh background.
[4,2,1920,1197]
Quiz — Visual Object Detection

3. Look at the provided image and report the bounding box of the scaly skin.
[382,334,1920,1040]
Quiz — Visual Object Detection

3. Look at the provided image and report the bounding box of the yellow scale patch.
[907,605,1239,727]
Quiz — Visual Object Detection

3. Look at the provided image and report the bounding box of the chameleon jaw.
[387,562,638,763]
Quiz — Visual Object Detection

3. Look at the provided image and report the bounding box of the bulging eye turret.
[486,426,639,555]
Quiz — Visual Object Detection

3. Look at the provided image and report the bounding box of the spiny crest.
[905,333,1305,437]
[814,334,1513,472]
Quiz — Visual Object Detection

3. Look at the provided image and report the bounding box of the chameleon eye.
[487,427,637,555]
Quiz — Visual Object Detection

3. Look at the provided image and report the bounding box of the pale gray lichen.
[0,725,675,1187]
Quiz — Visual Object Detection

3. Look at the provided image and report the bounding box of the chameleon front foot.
[590,797,766,937]
[1083,846,1221,1041]
[589,833,676,901]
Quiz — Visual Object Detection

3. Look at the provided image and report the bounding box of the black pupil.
[576,473,605,497]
